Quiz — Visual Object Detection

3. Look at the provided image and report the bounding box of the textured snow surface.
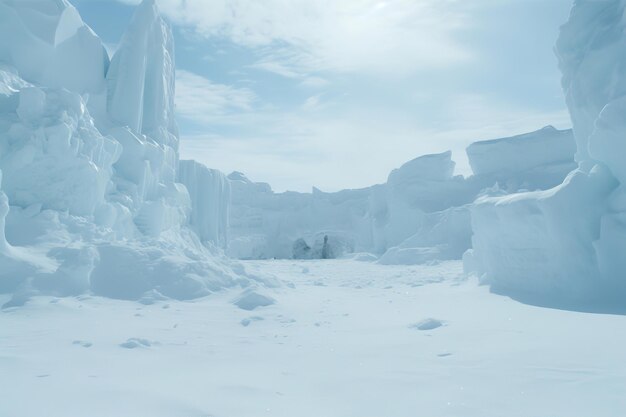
[1,260,625,417]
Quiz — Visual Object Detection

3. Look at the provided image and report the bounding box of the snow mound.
[233,290,276,311]
[410,318,444,331]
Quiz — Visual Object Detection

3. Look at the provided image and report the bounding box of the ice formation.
[178,160,230,248]
[0,0,108,94]
[227,127,576,264]
[466,126,576,191]
[0,0,250,304]
[465,0,626,305]
[227,172,369,259]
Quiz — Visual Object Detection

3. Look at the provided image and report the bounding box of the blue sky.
[74,0,574,192]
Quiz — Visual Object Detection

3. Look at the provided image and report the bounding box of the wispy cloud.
[118,0,473,78]
[179,93,572,192]
[301,94,326,111]
[175,70,257,125]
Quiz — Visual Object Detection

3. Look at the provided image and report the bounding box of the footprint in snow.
[410,318,445,331]
[240,316,264,327]
[72,340,92,348]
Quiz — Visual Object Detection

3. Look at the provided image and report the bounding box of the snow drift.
[0,0,253,304]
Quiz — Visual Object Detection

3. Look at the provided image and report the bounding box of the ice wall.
[467,126,576,191]
[0,0,250,304]
[0,171,8,252]
[557,0,626,298]
[178,160,230,248]
[227,130,575,263]
[465,167,617,301]
[106,0,177,147]
[227,172,370,259]
[372,151,475,253]
[465,0,626,306]
[378,206,472,265]
[101,0,186,238]
[0,77,120,217]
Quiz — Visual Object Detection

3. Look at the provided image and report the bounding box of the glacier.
[0,0,253,304]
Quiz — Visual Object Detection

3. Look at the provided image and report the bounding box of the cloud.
[179,93,572,192]
[109,0,573,193]
[175,70,257,125]
[118,0,473,77]
[301,94,325,111]
[300,76,329,88]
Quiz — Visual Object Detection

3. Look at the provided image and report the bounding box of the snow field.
[1,260,625,417]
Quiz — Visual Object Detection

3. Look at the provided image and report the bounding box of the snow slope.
[1,259,624,417]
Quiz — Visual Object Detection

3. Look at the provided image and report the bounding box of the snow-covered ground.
[1,259,624,417]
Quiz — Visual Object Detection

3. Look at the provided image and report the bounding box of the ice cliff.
[178,160,230,249]
[465,0,626,307]
[0,0,251,304]
[466,126,577,191]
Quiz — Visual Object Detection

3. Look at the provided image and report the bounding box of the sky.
[74,0,574,192]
